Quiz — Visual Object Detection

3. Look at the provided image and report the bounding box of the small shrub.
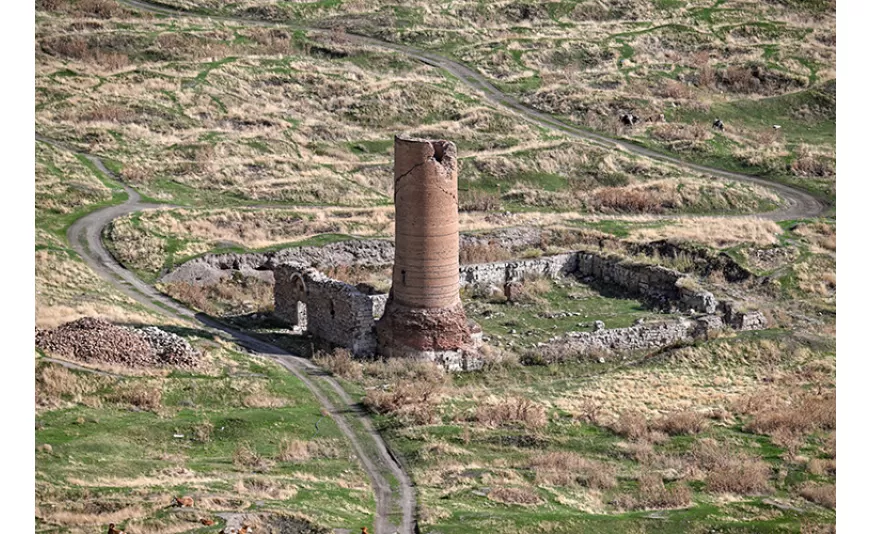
[459,242,512,264]
[487,486,543,506]
[611,410,650,441]
[475,396,548,431]
[109,382,162,412]
[693,440,771,495]
[79,0,123,19]
[277,439,311,462]
[530,452,617,489]
[799,482,836,509]
[510,275,551,304]
[313,349,363,381]
[654,411,709,436]
[807,458,836,477]
[660,80,690,100]
[37,365,83,399]
[363,379,442,425]
[233,443,273,471]
[743,392,835,437]
[592,187,660,213]
[192,421,213,443]
[81,105,133,123]
[636,474,693,509]
[459,189,502,212]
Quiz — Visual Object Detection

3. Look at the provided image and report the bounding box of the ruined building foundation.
[375,136,482,369]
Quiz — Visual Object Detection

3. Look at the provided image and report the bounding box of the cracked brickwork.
[376,136,478,366]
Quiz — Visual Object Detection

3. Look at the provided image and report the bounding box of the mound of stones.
[35,317,200,368]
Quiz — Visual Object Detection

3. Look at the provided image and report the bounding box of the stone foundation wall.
[554,319,694,354]
[274,264,386,357]
[459,251,718,314]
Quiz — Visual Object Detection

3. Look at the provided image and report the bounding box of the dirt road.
[39,135,416,534]
[114,0,827,221]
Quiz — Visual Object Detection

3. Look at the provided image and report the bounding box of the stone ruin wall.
[271,248,766,364]
[549,319,695,357]
[459,251,719,314]
[274,264,387,357]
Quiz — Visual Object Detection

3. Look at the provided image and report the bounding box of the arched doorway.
[287,273,308,330]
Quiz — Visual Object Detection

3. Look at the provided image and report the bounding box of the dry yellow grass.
[630,217,783,247]
[35,248,170,329]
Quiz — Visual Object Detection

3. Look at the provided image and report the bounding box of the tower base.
[375,299,483,371]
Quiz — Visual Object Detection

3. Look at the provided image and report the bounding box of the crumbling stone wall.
[547,319,695,356]
[720,300,768,331]
[459,250,718,314]
[274,264,386,357]
[459,253,577,288]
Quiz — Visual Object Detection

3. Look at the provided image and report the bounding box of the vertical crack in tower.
[376,135,481,370]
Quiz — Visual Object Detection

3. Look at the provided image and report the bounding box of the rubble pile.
[36,317,200,368]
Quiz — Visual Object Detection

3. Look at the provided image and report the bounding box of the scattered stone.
[35,317,200,369]
[593,320,606,332]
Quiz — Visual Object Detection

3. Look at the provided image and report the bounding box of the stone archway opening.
[287,273,308,330]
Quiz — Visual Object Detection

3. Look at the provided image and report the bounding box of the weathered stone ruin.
[225,137,760,368]
[274,263,387,357]
[374,136,482,369]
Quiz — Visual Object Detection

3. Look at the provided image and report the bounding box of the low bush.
[611,410,650,441]
[459,242,512,264]
[613,474,692,511]
[530,451,617,489]
[233,443,273,471]
[742,392,835,437]
[691,439,771,495]
[109,382,163,413]
[475,396,548,430]
[313,349,363,381]
[363,379,442,425]
[799,482,836,509]
[654,411,709,436]
[459,189,502,212]
[487,486,543,506]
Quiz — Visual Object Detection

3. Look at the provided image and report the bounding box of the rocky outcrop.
[720,300,769,331]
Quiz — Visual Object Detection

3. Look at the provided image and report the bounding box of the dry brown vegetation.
[653,410,709,436]
[458,242,513,264]
[277,439,341,462]
[487,486,543,507]
[313,349,364,381]
[160,277,274,316]
[530,452,617,489]
[612,474,692,511]
[363,380,444,425]
[691,439,771,495]
[736,390,835,452]
[108,381,164,413]
[233,443,274,472]
[475,396,548,431]
[799,482,836,509]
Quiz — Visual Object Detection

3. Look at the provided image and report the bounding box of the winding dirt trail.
[115,0,827,221]
[39,134,415,534]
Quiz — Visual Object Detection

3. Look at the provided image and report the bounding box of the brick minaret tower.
[376,136,478,368]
